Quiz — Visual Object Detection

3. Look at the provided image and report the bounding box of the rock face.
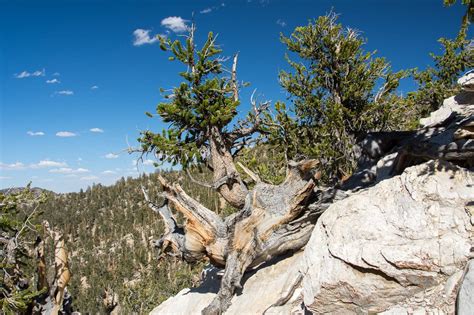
[300,160,473,314]
[151,160,473,314]
[457,260,474,314]
[150,252,303,314]
[419,90,473,128]
[458,71,474,92]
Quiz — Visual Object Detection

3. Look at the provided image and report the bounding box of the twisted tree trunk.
[144,159,336,314]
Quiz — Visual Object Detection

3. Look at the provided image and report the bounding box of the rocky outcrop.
[458,71,474,92]
[419,91,474,128]
[300,160,473,314]
[457,260,474,314]
[151,159,473,314]
[150,252,303,314]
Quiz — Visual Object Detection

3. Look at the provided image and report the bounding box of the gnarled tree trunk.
[144,159,335,314]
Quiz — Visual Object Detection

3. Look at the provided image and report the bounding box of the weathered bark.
[34,221,71,315]
[209,133,248,209]
[145,159,337,314]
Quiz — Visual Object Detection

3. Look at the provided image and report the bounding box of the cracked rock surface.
[300,160,473,314]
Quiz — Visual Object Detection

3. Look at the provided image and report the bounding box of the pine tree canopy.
[139,26,266,169]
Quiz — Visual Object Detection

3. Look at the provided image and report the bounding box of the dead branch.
[43,221,71,315]
[237,162,261,183]
[231,53,239,102]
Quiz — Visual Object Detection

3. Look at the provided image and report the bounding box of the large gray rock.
[300,160,473,314]
[458,71,474,92]
[150,252,303,315]
[419,90,474,128]
[457,260,474,315]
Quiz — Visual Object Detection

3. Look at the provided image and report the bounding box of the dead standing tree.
[138,26,326,314]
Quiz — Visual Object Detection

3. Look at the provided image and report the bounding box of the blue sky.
[0,0,469,192]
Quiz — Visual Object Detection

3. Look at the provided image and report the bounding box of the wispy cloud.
[102,170,116,175]
[49,167,90,174]
[27,131,45,136]
[0,162,26,170]
[105,153,119,159]
[90,128,104,133]
[53,72,60,76]
[276,19,287,27]
[132,29,160,46]
[80,175,99,181]
[55,90,73,96]
[14,69,45,79]
[247,0,269,6]
[56,131,77,137]
[31,160,67,168]
[200,3,226,14]
[1,160,68,170]
[200,7,213,14]
[161,16,189,33]
[46,78,60,84]
[91,85,99,90]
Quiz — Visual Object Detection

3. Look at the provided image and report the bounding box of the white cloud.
[276,19,286,27]
[91,85,99,90]
[102,170,116,175]
[53,72,60,76]
[27,131,45,136]
[105,153,119,159]
[0,162,26,170]
[46,78,60,84]
[133,29,160,46]
[80,175,99,181]
[56,131,77,137]
[161,16,189,33]
[90,128,104,133]
[55,90,73,96]
[14,69,45,79]
[49,167,90,174]
[31,160,68,168]
[200,7,213,14]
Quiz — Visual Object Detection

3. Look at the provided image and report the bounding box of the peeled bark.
[209,134,248,210]
[40,221,72,315]
[145,159,332,314]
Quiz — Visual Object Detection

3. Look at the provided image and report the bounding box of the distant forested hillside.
[37,170,225,313]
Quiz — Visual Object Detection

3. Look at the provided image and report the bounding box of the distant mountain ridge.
[0,186,55,196]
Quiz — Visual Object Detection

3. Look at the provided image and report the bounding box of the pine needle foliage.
[269,13,409,181]
[139,28,242,168]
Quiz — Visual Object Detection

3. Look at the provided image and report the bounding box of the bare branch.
[141,186,178,234]
[229,90,271,142]
[232,53,239,102]
[185,169,213,189]
[237,162,261,183]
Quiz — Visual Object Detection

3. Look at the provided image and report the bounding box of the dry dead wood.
[144,159,336,314]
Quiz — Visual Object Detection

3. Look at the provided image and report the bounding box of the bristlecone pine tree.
[138,25,330,314]
[275,12,409,181]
